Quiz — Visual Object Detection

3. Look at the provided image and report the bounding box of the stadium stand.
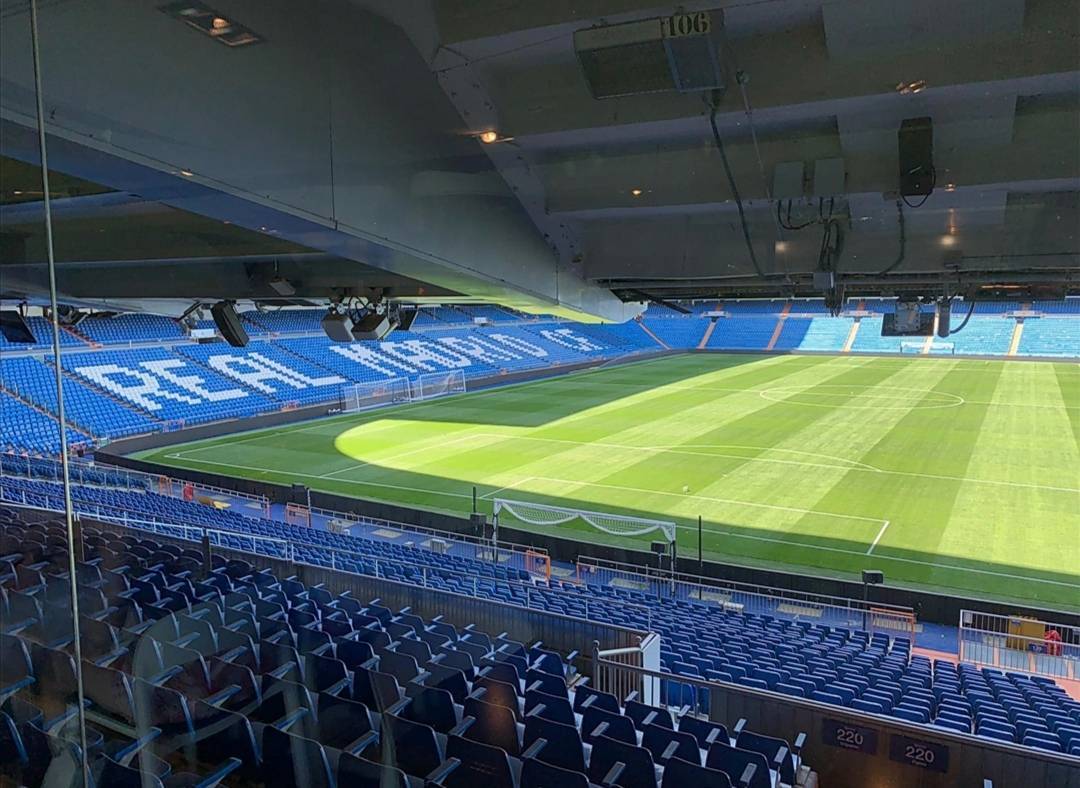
[77,314,187,345]
[1,356,159,439]
[1,301,1077,458]
[640,317,709,349]
[0,501,827,788]
[772,317,853,352]
[1016,319,1080,358]
[707,318,778,350]
[2,465,1078,764]
[0,317,86,351]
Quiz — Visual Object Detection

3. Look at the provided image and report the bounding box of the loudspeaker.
[937,300,951,338]
[211,301,249,347]
[321,312,355,343]
[470,512,486,537]
[862,570,884,585]
[352,312,395,341]
[651,541,668,555]
[397,308,418,332]
[0,311,35,343]
[290,483,308,502]
[898,117,934,197]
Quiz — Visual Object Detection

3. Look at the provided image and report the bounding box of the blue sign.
[889,734,949,773]
[822,719,878,754]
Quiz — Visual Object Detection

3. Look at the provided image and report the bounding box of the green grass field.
[138,354,1080,610]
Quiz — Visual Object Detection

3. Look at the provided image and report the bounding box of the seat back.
[523,714,586,772]
[337,753,410,788]
[588,734,657,788]
[261,727,333,788]
[662,757,733,788]
[383,713,443,777]
[736,729,792,784]
[706,742,770,788]
[444,734,515,788]
[642,723,701,766]
[521,757,589,788]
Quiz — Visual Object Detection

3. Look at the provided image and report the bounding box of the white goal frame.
[493,498,676,544]
[341,377,411,413]
[899,341,925,354]
[411,369,467,401]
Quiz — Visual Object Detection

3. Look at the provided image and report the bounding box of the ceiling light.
[895,80,927,95]
[179,169,194,177]
[12,190,22,195]
[160,2,263,48]
[630,188,643,197]
[479,131,499,144]
[940,234,957,247]
[944,183,956,192]
[774,241,789,253]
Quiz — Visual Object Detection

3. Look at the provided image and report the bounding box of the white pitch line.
[867,520,890,555]
[467,433,1079,494]
[480,476,537,500]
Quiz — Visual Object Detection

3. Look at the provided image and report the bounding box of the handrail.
[578,555,915,618]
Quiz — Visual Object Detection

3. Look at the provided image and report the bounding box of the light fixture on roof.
[895,80,927,95]
[160,1,264,48]
[630,188,644,197]
[774,240,789,253]
[179,169,194,177]
[944,182,956,192]
[479,130,499,144]
[940,234,957,247]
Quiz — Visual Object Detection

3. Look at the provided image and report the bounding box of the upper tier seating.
[0,317,86,351]
[77,315,186,345]
[1034,299,1080,314]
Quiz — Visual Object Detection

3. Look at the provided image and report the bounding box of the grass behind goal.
[140,353,1080,610]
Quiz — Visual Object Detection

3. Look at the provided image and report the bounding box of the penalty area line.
[867,520,890,554]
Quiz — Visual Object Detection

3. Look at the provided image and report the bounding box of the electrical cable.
[900,167,936,209]
[945,298,977,335]
[876,199,908,276]
[708,99,766,280]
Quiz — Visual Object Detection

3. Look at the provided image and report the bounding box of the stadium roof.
[1,0,1077,316]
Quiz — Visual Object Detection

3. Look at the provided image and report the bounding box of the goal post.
[341,377,411,413]
[412,369,467,401]
[493,498,676,544]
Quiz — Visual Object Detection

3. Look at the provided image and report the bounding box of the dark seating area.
[0,507,814,787]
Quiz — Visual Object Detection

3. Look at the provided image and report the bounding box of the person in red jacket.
[1044,627,1062,657]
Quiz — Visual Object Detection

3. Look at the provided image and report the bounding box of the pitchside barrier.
[959,609,1080,681]
[576,557,916,636]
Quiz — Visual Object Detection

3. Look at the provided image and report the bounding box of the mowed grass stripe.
[139,354,1080,609]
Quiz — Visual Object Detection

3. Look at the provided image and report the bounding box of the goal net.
[899,341,924,354]
[341,377,411,413]
[927,342,956,355]
[411,369,466,401]
[493,498,676,544]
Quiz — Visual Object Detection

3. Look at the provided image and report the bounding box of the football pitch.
[138,353,1080,610]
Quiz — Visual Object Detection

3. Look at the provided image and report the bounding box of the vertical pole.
[697,515,703,572]
[29,1,89,780]
[472,486,477,514]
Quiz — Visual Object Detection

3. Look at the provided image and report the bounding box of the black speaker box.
[862,570,884,585]
[937,300,951,338]
[0,311,36,344]
[211,301,249,347]
[898,117,934,197]
[321,312,355,343]
[398,309,418,332]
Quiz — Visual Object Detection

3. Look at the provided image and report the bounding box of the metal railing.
[959,609,1080,680]
[577,556,915,631]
